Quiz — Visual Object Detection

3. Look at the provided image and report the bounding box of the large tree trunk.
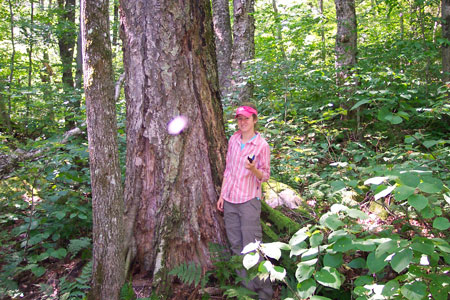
[81,1,124,299]
[212,0,233,99]
[231,0,255,103]
[443,0,450,82]
[120,0,228,292]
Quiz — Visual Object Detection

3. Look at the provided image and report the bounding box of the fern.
[68,238,91,258]
[222,286,257,300]
[59,260,92,300]
[168,261,202,287]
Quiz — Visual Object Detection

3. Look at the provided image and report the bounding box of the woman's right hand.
[217,196,224,212]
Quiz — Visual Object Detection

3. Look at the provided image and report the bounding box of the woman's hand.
[217,196,224,212]
[245,160,257,171]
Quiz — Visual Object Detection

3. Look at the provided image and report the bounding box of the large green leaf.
[297,278,317,299]
[411,241,435,256]
[433,217,450,231]
[382,280,400,297]
[367,252,389,274]
[314,267,343,289]
[348,257,366,268]
[319,213,344,231]
[333,236,355,252]
[394,185,415,201]
[310,232,324,247]
[408,194,428,211]
[375,239,397,258]
[295,263,315,283]
[418,177,443,193]
[289,227,309,246]
[400,281,427,300]
[398,173,420,187]
[323,253,343,268]
[390,248,413,273]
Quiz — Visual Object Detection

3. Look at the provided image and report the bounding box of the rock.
[262,179,304,209]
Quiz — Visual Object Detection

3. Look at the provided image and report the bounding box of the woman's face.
[237,115,256,133]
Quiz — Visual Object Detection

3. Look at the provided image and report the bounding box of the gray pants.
[224,198,273,300]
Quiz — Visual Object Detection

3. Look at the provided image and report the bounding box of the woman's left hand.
[245,160,256,171]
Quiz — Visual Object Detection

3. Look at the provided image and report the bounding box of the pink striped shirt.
[221,131,271,204]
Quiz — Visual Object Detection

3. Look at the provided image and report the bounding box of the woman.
[217,103,272,300]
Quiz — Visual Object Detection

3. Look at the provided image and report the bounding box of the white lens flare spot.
[168,116,188,135]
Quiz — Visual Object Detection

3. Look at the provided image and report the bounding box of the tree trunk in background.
[120,0,228,294]
[319,0,326,61]
[231,0,255,103]
[334,0,358,133]
[81,0,124,299]
[75,3,83,92]
[4,0,15,133]
[442,0,450,82]
[212,0,233,99]
[57,0,77,128]
[334,0,357,87]
[26,0,34,119]
[272,0,286,59]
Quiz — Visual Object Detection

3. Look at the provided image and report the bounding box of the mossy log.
[260,199,301,239]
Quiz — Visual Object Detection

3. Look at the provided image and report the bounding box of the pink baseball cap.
[235,106,258,118]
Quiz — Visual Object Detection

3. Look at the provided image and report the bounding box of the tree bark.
[81,1,125,299]
[212,0,233,99]
[442,0,450,82]
[120,0,228,293]
[231,0,255,103]
[334,0,357,87]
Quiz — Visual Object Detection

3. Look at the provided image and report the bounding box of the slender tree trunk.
[319,0,326,61]
[81,1,124,299]
[231,0,255,103]
[272,0,286,59]
[5,0,15,133]
[212,0,233,99]
[57,0,77,128]
[334,0,357,87]
[442,0,450,82]
[120,0,228,294]
[26,0,34,119]
[334,0,359,133]
[75,5,83,91]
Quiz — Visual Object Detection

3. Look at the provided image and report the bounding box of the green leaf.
[310,296,331,300]
[418,177,443,194]
[296,279,317,299]
[382,280,400,297]
[430,276,450,300]
[354,275,373,287]
[295,263,315,283]
[289,227,309,246]
[319,213,344,231]
[310,232,323,248]
[314,267,343,289]
[55,211,66,220]
[433,217,450,231]
[348,257,366,268]
[367,252,388,274]
[333,237,354,252]
[422,140,438,148]
[390,248,413,273]
[408,194,428,211]
[411,241,435,256]
[376,239,397,257]
[31,265,46,277]
[346,209,369,220]
[400,281,427,300]
[351,99,371,110]
[323,253,343,268]
[398,173,420,187]
[394,185,415,201]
